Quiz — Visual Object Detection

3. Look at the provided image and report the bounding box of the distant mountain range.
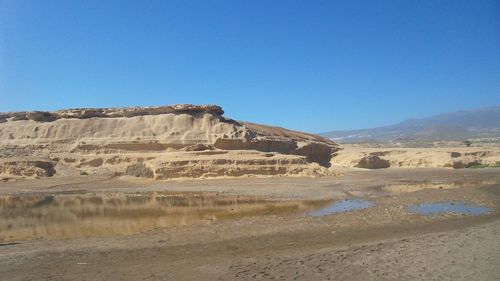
[321,106,500,142]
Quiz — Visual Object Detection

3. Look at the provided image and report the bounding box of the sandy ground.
[1,168,500,280]
[331,144,500,168]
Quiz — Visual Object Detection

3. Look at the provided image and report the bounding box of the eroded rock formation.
[331,145,500,169]
[0,104,224,123]
[355,155,391,169]
[0,161,55,177]
[0,104,340,179]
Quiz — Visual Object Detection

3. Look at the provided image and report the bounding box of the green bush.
[467,162,500,169]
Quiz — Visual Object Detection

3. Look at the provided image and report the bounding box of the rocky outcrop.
[292,142,335,167]
[213,122,339,167]
[0,104,224,123]
[149,151,334,179]
[0,104,339,179]
[213,139,336,167]
[355,155,390,169]
[213,139,298,154]
[125,163,154,178]
[0,161,56,177]
[331,145,500,169]
[181,144,215,151]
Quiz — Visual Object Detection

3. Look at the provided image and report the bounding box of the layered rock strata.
[0,104,339,179]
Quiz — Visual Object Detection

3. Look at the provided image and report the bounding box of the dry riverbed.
[1,168,500,280]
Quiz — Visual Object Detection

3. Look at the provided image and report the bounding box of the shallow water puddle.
[382,180,497,193]
[0,192,330,241]
[307,199,373,217]
[409,202,491,216]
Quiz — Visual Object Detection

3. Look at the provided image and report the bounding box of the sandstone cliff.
[0,104,339,179]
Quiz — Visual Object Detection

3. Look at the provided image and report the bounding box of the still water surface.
[0,192,330,241]
[307,199,373,217]
[408,202,491,216]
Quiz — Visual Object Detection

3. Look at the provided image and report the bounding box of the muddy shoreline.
[1,168,500,280]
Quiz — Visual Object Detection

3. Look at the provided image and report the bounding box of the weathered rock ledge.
[0,104,224,123]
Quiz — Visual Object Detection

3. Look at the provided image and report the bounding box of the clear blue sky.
[1,0,499,132]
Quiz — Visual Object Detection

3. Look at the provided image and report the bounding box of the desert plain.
[1,105,499,281]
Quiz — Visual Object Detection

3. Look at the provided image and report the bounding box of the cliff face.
[0,104,339,179]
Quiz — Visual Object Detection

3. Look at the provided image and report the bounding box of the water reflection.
[382,180,498,193]
[307,199,373,217]
[408,202,491,216]
[0,192,329,241]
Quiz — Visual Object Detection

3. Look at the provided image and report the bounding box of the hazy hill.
[321,106,500,142]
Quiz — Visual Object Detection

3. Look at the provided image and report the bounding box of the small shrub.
[465,162,484,168]
[80,171,89,176]
[467,162,500,169]
[125,163,154,178]
[462,140,472,147]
